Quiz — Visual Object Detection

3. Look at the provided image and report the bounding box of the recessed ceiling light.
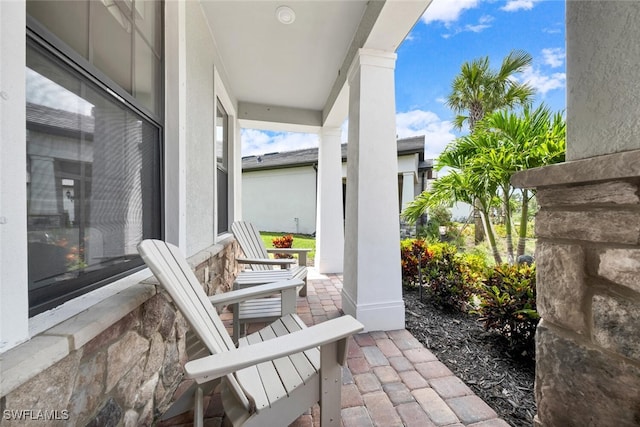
[276,6,296,25]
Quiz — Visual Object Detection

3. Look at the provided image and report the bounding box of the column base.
[342,291,405,332]
[316,256,343,274]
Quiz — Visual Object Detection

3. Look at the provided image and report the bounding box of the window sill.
[1,240,234,397]
[1,271,156,397]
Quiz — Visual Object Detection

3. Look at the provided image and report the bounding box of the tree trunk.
[473,199,485,244]
[517,189,530,258]
[468,103,484,131]
[503,190,514,264]
[479,208,502,265]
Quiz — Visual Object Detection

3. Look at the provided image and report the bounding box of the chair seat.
[138,239,362,427]
[235,265,307,287]
[222,314,321,426]
[238,297,283,323]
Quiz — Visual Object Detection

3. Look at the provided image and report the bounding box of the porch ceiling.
[200,0,431,130]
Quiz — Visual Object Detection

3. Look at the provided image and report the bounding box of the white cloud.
[464,23,490,33]
[441,14,494,38]
[541,47,565,68]
[542,27,561,34]
[501,0,540,12]
[519,66,566,96]
[396,110,456,159]
[241,129,318,157]
[422,0,480,26]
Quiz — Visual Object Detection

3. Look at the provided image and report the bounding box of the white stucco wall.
[181,2,238,256]
[242,167,317,235]
[184,3,216,256]
[242,152,423,235]
[397,154,418,174]
[567,1,640,160]
[0,0,29,350]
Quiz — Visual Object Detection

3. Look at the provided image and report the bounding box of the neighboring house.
[1,2,639,426]
[241,135,435,235]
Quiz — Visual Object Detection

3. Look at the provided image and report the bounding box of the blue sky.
[242,0,566,160]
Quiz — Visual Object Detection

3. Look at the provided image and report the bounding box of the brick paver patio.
[160,269,510,427]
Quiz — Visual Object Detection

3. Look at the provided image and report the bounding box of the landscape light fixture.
[275,5,295,24]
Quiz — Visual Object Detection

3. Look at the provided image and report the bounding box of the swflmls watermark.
[3,409,70,421]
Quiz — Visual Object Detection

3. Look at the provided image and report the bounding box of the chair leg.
[232,302,240,343]
[299,279,308,297]
[194,385,204,427]
[319,342,342,427]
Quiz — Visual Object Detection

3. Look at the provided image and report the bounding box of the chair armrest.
[265,248,312,254]
[208,279,303,307]
[266,248,311,267]
[184,315,364,383]
[236,257,296,267]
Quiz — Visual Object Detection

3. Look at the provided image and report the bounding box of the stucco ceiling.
[200,0,430,129]
[201,1,368,111]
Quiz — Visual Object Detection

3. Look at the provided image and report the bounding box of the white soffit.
[200,0,431,131]
[200,0,368,112]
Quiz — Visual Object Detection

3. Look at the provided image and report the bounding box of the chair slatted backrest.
[231,221,273,271]
[137,240,254,412]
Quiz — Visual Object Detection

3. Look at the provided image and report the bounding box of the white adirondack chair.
[232,221,311,296]
[137,240,363,427]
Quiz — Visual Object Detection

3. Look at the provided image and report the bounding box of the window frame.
[26,16,164,317]
[215,98,230,234]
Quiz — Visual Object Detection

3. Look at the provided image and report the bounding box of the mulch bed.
[403,287,536,427]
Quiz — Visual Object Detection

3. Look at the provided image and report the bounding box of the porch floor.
[160,269,510,427]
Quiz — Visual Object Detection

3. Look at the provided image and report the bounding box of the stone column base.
[513,149,640,426]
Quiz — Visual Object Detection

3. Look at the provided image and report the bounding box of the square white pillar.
[342,49,405,332]
[1,0,29,350]
[402,172,416,210]
[316,127,345,273]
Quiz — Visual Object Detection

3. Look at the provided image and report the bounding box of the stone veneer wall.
[0,239,240,426]
[512,150,640,426]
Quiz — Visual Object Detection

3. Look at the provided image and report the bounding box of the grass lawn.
[260,232,316,266]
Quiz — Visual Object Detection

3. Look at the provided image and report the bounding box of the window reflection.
[216,100,229,233]
[27,0,162,116]
[26,40,161,314]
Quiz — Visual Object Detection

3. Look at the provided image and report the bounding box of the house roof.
[26,103,95,135]
[242,135,432,171]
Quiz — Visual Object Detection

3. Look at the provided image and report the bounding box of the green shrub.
[476,263,538,355]
[400,239,432,286]
[423,241,454,260]
[401,240,480,311]
[424,243,472,311]
[417,205,453,241]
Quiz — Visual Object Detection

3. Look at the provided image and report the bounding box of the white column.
[0,0,29,350]
[164,0,187,251]
[342,49,404,332]
[316,127,344,273]
[401,172,416,211]
[567,1,640,160]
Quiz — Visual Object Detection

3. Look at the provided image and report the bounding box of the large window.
[26,1,163,316]
[216,99,229,234]
[27,0,162,116]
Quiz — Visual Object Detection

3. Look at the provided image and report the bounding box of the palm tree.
[403,105,566,265]
[403,137,504,264]
[447,49,535,132]
[447,49,535,244]
[478,105,566,257]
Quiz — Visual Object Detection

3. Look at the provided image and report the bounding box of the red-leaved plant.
[272,234,294,259]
